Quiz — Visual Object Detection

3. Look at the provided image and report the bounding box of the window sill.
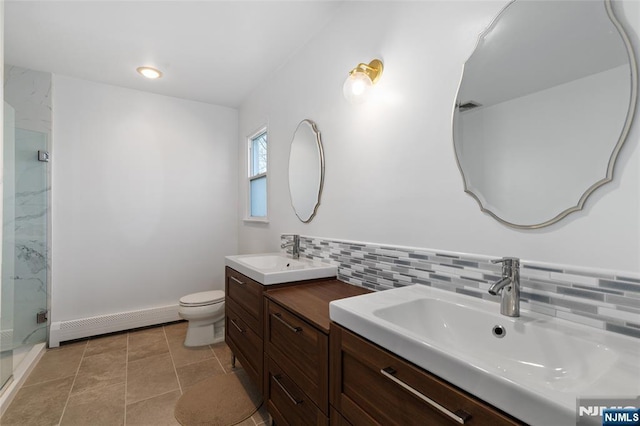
[243,217,270,224]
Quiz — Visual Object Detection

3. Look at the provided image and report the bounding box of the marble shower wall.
[3,65,51,347]
[4,66,52,134]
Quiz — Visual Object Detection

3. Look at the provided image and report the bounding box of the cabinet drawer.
[226,267,263,336]
[266,356,328,426]
[226,306,262,391]
[265,300,328,412]
[331,324,523,426]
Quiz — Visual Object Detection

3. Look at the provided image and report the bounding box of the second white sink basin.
[373,298,617,393]
[225,252,337,285]
[330,285,640,426]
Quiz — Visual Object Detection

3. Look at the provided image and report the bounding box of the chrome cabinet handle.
[380,367,471,424]
[273,374,302,405]
[230,319,245,334]
[273,312,302,333]
[230,276,245,285]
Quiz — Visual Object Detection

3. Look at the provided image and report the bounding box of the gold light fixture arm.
[349,59,384,84]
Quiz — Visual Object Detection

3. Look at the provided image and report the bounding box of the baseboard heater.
[49,304,181,347]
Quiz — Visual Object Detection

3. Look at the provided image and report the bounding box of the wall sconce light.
[136,66,163,79]
[343,59,384,103]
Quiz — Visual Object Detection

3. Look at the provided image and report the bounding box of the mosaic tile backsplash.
[283,235,640,339]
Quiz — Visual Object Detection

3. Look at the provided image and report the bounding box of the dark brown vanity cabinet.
[225,270,521,425]
[330,323,524,426]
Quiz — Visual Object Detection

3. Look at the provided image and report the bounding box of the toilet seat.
[179,290,224,307]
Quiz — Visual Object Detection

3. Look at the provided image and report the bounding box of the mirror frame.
[452,0,638,229]
[288,119,325,223]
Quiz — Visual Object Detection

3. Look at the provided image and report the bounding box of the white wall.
[237,1,640,273]
[52,75,238,322]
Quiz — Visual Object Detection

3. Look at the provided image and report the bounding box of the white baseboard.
[49,305,181,347]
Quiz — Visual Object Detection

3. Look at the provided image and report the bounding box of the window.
[248,128,268,218]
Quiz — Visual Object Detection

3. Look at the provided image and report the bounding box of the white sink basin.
[225,252,337,285]
[330,285,640,426]
[238,255,307,271]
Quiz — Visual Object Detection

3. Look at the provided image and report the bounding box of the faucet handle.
[491,257,520,273]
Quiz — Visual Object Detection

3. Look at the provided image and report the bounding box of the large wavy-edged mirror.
[453,0,637,229]
[288,119,325,223]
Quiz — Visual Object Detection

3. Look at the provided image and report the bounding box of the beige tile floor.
[0,322,271,426]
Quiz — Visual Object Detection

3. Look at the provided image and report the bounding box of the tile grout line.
[126,389,182,407]
[124,332,129,426]
[17,373,77,389]
[252,406,263,426]
[211,344,227,374]
[57,341,89,424]
[163,325,184,395]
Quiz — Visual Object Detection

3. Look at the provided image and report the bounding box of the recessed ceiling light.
[136,66,163,79]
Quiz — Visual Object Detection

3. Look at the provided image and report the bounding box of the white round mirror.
[452,0,637,229]
[288,119,325,223]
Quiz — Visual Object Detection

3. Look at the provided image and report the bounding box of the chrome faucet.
[280,234,300,259]
[488,257,520,317]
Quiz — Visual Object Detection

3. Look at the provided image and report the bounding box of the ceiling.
[4,1,345,108]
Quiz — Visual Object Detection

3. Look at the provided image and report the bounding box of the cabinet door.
[226,267,263,336]
[226,305,263,391]
[265,300,329,413]
[330,324,524,426]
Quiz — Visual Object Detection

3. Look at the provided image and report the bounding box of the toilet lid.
[180,290,224,307]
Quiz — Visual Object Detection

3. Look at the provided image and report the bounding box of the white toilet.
[178,290,225,347]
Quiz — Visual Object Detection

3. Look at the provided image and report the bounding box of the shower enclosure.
[1,67,50,398]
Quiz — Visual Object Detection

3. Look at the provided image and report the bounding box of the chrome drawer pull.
[230,319,245,334]
[273,374,303,405]
[273,312,302,333]
[380,367,471,424]
[230,276,245,285]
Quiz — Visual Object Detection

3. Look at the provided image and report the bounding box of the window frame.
[246,126,269,222]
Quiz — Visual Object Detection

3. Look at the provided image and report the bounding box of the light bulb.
[136,67,163,79]
[343,72,373,104]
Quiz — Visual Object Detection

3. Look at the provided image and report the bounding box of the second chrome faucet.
[488,257,520,317]
[280,234,300,259]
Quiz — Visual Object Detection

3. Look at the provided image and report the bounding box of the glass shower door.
[1,101,16,389]
[1,99,49,391]
[12,126,48,348]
